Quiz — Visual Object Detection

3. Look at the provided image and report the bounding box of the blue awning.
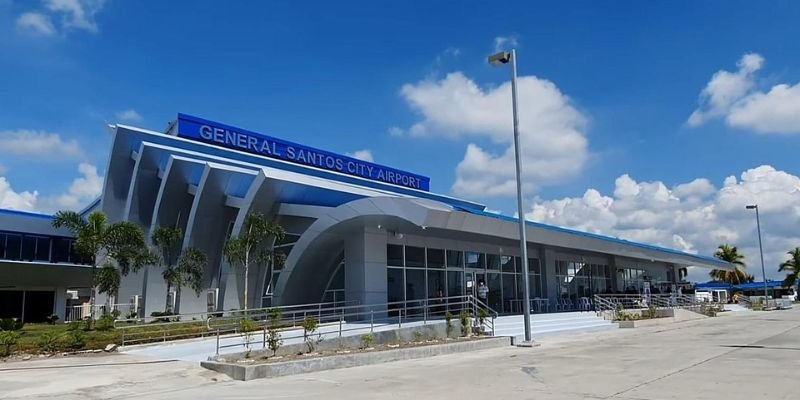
[696,282,734,290]
[734,281,787,290]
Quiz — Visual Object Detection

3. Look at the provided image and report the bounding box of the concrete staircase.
[490,311,615,339]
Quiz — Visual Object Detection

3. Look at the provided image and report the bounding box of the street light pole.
[746,204,769,303]
[489,49,533,344]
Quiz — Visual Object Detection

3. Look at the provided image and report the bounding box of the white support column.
[344,226,388,309]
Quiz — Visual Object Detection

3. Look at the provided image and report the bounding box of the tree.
[709,244,753,284]
[152,226,208,313]
[52,211,152,326]
[223,212,285,310]
[152,226,183,313]
[779,248,800,290]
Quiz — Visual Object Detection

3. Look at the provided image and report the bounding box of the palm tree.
[152,226,183,313]
[152,226,208,314]
[779,248,800,290]
[709,244,753,284]
[53,210,152,326]
[223,212,285,310]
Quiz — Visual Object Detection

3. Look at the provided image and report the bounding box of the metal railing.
[115,295,497,349]
[65,303,135,322]
[207,294,498,356]
[114,299,355,346]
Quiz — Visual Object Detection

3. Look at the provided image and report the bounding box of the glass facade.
[0,231,89,264]
[554,260,611,300]
[386,244,543,314]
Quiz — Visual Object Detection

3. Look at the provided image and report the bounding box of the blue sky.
[2,1,800,278]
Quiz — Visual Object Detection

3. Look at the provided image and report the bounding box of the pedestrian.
[477,281,489,303]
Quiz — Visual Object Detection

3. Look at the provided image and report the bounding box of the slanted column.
[344,226,388,309]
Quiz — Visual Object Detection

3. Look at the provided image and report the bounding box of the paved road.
[3,308,799,399]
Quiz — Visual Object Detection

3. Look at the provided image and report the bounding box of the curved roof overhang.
[274,197,732,304]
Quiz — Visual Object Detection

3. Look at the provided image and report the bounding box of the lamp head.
[746,205,757,210]
[488,51,512,66]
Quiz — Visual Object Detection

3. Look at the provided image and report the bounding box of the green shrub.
[65,329,86,350]
[413,331,424,342]
[445,312,454,337]
[0,318,24,331]
[266,308,283,356]
[95,314,116,331]
[360,333,375,349]
[36,332,63,353]
[459,310,471,337]
[301,316,321,352]
[239,318,258,333]
[0,331,21,357]
[68,320,87,331]
[149,311,177,323]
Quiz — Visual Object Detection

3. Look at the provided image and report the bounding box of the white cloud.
[688,53,800,134]
[346,149,374,162]
[115,109,143,123]
[16,12,56,35]
[15,0,105,36]
[399,71,588,198]
[45,0,104,33]
[0,163,103,213]
[40,162,103,212]
[526,165,800,281]
[494,35,519,52]
[388,126,405,137]
[0,129,84,159]
[0,177,38,211]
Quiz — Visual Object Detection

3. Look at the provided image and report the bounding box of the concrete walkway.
[3,307,800,399]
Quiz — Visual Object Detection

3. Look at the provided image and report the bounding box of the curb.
[201,336,511,381]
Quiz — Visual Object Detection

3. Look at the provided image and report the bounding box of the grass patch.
[14,323,121,353]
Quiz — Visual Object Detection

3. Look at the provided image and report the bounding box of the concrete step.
[494,319,612,335]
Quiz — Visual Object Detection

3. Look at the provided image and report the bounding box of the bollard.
[215,329,220,356]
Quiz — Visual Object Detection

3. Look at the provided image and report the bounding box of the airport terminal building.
[0,114,731,321]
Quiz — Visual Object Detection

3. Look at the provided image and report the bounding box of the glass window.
[502,273,517,313]
[52,238,70,263]
[446,250,463,269]
[34,237,50,261]
[21,236,36,261]
[427,270,446,299]
[486,254,501,270]
[426,248,445,269]
[387,244,404,267]
[405,246,425,268]
[387,268,404,304]
[0,233,6,259]
[6,234,21,260]
[501,256,515,272]
[528,258,540,274]
[466,252,483,269]
[405,269,425,303]
[447,270,463,297]
[486,272,502,310]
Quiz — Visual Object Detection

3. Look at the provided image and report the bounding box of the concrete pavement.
[2,308,799,399]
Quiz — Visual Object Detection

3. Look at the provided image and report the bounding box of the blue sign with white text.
[176,114,430,191]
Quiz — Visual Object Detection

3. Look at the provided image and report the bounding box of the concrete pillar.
[542,247,559,303]
[344,226,388,309]
[53,287,67,321]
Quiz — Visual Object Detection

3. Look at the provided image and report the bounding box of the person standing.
[477,281,489,303]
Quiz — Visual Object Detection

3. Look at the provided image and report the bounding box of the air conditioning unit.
[206,288,219,312]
